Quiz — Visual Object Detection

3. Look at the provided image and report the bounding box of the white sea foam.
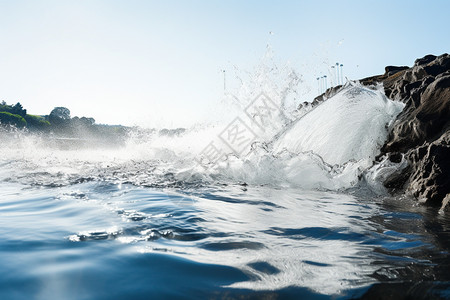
[273,82,404,165]
[205,82,405,191]
[0,82,405,193]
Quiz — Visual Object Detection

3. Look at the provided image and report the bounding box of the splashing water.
[2,58,449,300]
[0,80,405,193]
[273,83,404,165]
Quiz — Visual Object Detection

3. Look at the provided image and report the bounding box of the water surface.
[1,180,448,299]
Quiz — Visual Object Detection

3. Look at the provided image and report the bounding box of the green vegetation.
[0,101,49,131]
[24,114,51,130]
[0,102,26,116]
[0,100,130,144]
[0,111,27,128]
[48,107,71,128]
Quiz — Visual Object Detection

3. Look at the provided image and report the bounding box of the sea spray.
[199,82,404,190]
[273,82,404,165]
[0,55,404,194]
[0,91,405,193]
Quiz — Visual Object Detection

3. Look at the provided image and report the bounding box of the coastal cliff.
[304,54,450,207]
[362,54,450,207]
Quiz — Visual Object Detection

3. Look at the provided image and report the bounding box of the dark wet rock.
[383,74,450,153]
[308,85,343,107]
[414,54,437,66]
[296,101,312,111]
[387,152,402,164]
[297,85,343,114]
[406,131,450,206]
[362,53,450,206]
[385,65,409,76]
[423,55,450,77]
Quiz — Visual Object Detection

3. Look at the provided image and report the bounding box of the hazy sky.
[1,0,449,127]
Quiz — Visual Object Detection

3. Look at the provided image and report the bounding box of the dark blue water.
[1,179,449,299]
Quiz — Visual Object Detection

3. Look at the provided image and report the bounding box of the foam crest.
[273,83,404,165]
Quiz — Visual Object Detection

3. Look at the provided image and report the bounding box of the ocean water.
[1,83,449,299]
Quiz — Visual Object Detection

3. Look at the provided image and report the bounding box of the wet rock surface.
[297,84,343,112]
[362,54,450,206]
[406,130,450,206]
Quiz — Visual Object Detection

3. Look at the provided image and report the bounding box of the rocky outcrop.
[362,54,450,207]
[407,130,450,206]
[298,85,343,111]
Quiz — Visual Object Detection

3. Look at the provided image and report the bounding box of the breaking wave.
[0,82,405,194]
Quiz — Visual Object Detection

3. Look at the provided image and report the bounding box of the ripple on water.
[201,241,266,251]
[1,181,449,299]
[247,261,281,275]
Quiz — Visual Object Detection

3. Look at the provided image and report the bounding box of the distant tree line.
[0,101,50,130]
[0,101,129,142]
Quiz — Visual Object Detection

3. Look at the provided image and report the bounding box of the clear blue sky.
[1,0,449,127]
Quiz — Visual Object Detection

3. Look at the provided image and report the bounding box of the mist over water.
[1,57,449,299]
[0,81,403,193]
